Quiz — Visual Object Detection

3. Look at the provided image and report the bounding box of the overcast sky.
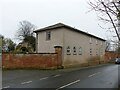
[0,0,113,43]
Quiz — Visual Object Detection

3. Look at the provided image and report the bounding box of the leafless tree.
[105,40,111,51]
[16,20,36,52]
[16,20,36,41]
[88,0,120,42]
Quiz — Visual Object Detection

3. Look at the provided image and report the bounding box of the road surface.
[2,64,120,89]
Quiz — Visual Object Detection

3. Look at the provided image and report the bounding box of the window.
[96,52,98,56]
[79,47,82,55]
[90,48,92,56]
[96,40,98,45]
[46,31,51,40]
[101,41,103,45]
[73,46,77,55]
[100,48,103,55]
[66,46,71,55]
[96,49,98,56]
[89,38,92,44]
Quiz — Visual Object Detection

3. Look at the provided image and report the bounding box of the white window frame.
[66,46,71,55]
[89,38,92,44]
[96,40,98,45]
[101,41,103,45]
[73,46,77,55]
[78,47,82,55]
[90,48,92,56]
[96,49,98,56]
[46,31,51,40]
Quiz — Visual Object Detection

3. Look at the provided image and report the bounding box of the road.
[2,64,120,89]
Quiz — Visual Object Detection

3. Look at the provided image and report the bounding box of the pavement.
[2,63,120,89]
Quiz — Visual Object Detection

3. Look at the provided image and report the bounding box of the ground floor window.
[73,46,77,55]
[79,47,82,55]
[90,48,92,56]
[66,46,71,55]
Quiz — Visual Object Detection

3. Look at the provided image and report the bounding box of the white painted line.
[97,72,101,74]
[88,72,101,78]
[53,74,61,77]
[40,77,49,80]
[3,86,10,88]
[88,73,96,77]
[56,79,80,90]
[21,81,32,84]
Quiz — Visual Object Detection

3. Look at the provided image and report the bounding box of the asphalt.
[2,64,120,89]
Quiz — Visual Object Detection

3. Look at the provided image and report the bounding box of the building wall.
[63,28,106,67]
[37,28,64,53]
[36,27,106,67]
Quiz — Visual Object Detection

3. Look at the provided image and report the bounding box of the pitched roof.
[34,23,65,32]
[34,23,106,41]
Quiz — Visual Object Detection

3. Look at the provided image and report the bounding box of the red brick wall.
[2,53,59,69]
[104,51,120,61]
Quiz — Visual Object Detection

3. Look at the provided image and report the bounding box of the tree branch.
[101,2,120,41]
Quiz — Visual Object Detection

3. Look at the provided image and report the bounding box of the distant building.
[34,23,106,67]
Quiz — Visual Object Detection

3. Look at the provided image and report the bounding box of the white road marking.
[56,79,80,90]
[3,86,10,88]
[53,74,61,77]
[88,73,96,77]
[40,77,49,80]
[88,72,101,78]
[21,81,32,84]
[97,72,101,74]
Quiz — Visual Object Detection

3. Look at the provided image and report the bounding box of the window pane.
[46,31,51,40]
[89,38,92,44]
[66,46,71,55]
[73,46,77,55]
[90,48,92,55]
[96,40,98,45]
[79,47,82,55]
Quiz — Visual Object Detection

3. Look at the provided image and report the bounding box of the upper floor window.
[101,41,103,45]
[46,31,51,40]
[89,38,92,44]
[96,40,98,45]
